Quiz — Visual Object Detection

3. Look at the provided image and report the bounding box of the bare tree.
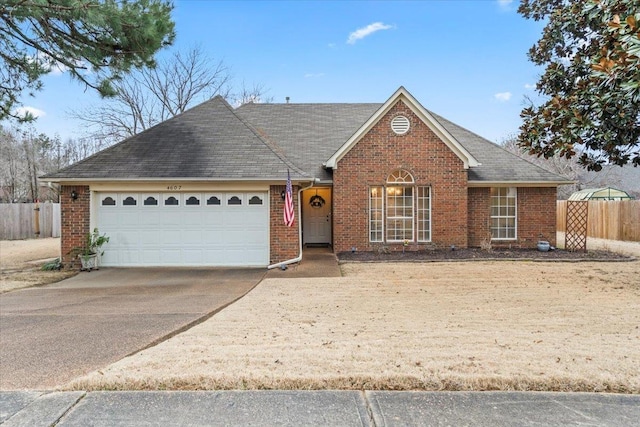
[501,135,616,199]
[230,81,274,107]
[71,46,234,143]
[0,126,24,202]
[60,135,108,165]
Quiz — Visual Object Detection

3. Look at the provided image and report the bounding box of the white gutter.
[267,180,316,270]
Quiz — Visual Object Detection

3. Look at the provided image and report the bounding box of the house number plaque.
[166,185,182,191]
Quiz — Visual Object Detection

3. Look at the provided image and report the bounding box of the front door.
[302,188,332,245]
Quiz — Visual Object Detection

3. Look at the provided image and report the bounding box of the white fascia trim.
[468,180,573,187]
[325,86,480,169]
[43,177,312,185]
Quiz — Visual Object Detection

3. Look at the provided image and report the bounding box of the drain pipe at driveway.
[267,179,316,270]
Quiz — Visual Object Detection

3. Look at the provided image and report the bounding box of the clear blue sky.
[18,0,546,144]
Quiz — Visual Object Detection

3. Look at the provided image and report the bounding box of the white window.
[386,186,413,242]
[370,187,383,242]
[368,170,431,243]
[490,187,517,240]
[417,187,431,242]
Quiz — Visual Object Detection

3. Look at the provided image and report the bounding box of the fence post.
[34,202,41,238]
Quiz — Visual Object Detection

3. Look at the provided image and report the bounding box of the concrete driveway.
[0,268,265,390]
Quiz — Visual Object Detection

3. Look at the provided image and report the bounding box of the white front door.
[96,192,269,266]
[302,188,332,244]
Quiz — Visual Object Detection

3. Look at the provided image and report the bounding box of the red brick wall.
[269,184,300,263]
[60,185,90,268]
[516,187,558,247]
[333,100,468,253]
[467,186,558,248]
[468,187,490,247]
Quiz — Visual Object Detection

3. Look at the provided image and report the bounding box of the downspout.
[267,180,315,269]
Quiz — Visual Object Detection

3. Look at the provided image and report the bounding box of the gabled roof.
[324,86,480,169]
[43,96,309,181]
[43,87,570,186]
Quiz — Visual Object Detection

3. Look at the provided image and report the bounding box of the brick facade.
[515,187,558,247]
[333,100,468,253]
[467,186,558,249]
[467,187,490,247]
[269,185,300,263]
[60,185,90,268]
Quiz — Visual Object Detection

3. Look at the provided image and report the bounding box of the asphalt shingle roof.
[428,112,569,183]
[45,95,568,184]
[235,103,380,181]
[43,96,308,180]
[237,103,569,183]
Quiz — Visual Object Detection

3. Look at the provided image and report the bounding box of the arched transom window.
[387,170,414,184]
[370,169,431,244]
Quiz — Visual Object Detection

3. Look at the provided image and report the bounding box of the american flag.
[284,170,295,227]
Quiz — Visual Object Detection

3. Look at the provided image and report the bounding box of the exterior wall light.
[70,190,78,200]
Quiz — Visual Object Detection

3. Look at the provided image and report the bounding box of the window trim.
[490,187,517,241]
[369,186,384,242]
[416,186,431,242]
[368,172,432,244]
[385,185,414,242]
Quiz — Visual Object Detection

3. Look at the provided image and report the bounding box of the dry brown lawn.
[67,260,640,393]
[0,238,75,293]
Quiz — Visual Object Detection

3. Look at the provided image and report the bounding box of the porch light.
[70,190,78,201]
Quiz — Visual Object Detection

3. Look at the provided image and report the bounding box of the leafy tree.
[0,0,175,121]
[518,0,640,170]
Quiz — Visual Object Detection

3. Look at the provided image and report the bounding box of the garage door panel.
[97,192,269,266]
[143,211,162,225]
[119,250,140,265]
[139,249,161,264]
[139,230,161,245]
[181,230,204,244]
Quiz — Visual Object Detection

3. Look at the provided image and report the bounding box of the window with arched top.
[101,196,116,206]
[143,196,158,206]
[122,196,137,206]
[387,170,414,184]
[370,169,430,244]
[185,196,200,206]
[248,196,263,205]
[206,196,221,206]
[227,196,242,205]
[164,196,179,206]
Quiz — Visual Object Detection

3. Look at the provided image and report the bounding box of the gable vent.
[391,115,410,135]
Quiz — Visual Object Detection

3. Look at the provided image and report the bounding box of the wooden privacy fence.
[0,203,61,240]
[557,200,640,242]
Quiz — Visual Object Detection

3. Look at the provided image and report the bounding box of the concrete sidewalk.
[2,390,638,426]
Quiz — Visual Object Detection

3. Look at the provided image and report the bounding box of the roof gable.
[324,87,480,169]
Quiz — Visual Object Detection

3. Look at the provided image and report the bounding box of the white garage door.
[96,192,269,267]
